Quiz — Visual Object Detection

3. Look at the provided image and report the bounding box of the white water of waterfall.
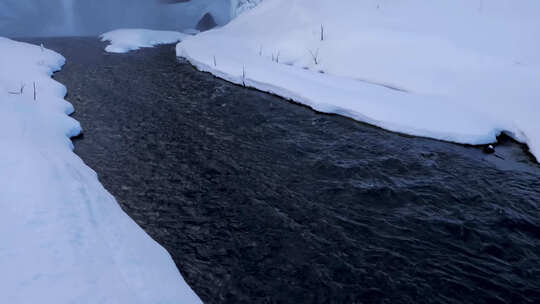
[61,0,75,34]
[0,0,234,37]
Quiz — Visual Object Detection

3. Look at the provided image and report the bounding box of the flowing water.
[23,37,540,304]
[60,0,75,34]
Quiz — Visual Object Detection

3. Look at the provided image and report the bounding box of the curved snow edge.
[0,38,202,303]
[176,42,537,163]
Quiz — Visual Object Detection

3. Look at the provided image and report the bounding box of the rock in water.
[483,144,495,154]
[196,12,217,32]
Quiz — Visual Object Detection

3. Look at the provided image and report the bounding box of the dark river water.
[22,37,540,304]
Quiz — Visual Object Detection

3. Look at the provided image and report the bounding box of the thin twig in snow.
[8,83,25,95]
[309,48,320,65]
[242,65,246,87]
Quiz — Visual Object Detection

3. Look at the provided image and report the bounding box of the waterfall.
[0,0,237,37]
[61,0,75,34]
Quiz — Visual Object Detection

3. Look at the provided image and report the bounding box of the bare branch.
[8,83,26,95]
[308,48,320,65]
[242,65,246,87]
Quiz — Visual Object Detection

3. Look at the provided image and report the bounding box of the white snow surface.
[230,0,264,18]
[177,0,540,161]
[101,29,188,53]
[0,37,201,303]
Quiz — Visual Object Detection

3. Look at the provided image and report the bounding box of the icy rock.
[196,12,218,31]
[484,145,495,154]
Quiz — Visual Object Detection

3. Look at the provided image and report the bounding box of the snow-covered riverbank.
[0,37,201,303]
[176,0,540,161]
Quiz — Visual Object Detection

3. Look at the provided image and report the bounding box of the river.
[23,37,540,304]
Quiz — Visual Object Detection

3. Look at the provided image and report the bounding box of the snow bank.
[101,29,188,53]
[177,0,540,161]
[0,37,201,303]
